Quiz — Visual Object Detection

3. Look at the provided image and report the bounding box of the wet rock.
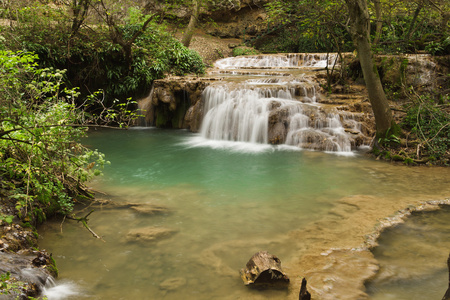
[268,106,289,144]
[240,251,290,288]
[299,278,311,300]
[185,99,204,132]
[0,251,56,298]
[159,277,187,291]
[444,252,450,300]
[268,122,287,144]
[138,78,211,130]
[125,227,176,243]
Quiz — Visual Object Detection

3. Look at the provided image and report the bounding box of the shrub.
[402,96,450,160]
[1,4,206,106]
[0,50,107,223]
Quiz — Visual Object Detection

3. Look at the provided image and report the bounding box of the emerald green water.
[37,129,450,299]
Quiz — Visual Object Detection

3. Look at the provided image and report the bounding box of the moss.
[46,255,58,278]
[155,107,169,128]
[391,154,404,161]
[171,91,189,128]
[403,157,414,165]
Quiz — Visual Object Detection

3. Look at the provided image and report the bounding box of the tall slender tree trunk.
[345,0,395,137]
[181,0,200,47]
[372,0,383,46]
[406,2,424,46]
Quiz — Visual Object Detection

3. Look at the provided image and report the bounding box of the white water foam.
[182,135,275,153]
[43,280,82,300]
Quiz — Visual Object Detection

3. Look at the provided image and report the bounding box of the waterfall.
[214,53,338,69]
[42,277,81,299]
[200,85,295,143]
[197,54,365,153]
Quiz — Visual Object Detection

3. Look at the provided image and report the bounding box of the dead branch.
[67,210,105,241]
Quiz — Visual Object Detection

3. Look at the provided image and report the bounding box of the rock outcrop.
[138,77,216,131]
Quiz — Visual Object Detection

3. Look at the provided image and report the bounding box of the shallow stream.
[38,128,450,299]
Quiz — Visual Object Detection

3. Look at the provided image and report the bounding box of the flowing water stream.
[37,55,450,299]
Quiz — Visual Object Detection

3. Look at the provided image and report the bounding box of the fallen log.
[240,251,289,289]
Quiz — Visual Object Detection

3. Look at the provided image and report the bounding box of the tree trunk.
[181,0,200,47]
[70,0,90,37]
[372,0,383,46]
[345,0,395,137]
[406,2,424,45]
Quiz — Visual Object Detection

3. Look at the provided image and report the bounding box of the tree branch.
[67,210,105,241]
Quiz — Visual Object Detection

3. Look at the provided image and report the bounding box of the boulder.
[240,251,289,288]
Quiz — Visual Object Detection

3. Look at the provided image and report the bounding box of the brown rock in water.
[125,227,176,243]
[443,252,450,300]
[240,251,290,288]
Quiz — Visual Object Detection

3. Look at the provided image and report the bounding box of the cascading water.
[199,53,366,153]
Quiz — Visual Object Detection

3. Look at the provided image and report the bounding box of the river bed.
[37,128,450,299]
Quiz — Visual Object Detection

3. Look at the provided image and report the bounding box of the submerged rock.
[126,203,170,215]
[88,199,171,215]
[159,277,187,291]
[125,227,176,243]
[240,251,290,288]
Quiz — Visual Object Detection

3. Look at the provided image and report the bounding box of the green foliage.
[425,37,450,55]
[0,215,13,225]
[377,127,401,147]
[0,272,45,298]
[402,96,450,159]
[258,0,353,53]
[1,3,205,106]
[260,0,446,55]
[232,47,259,56]
[0,50,107,222]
